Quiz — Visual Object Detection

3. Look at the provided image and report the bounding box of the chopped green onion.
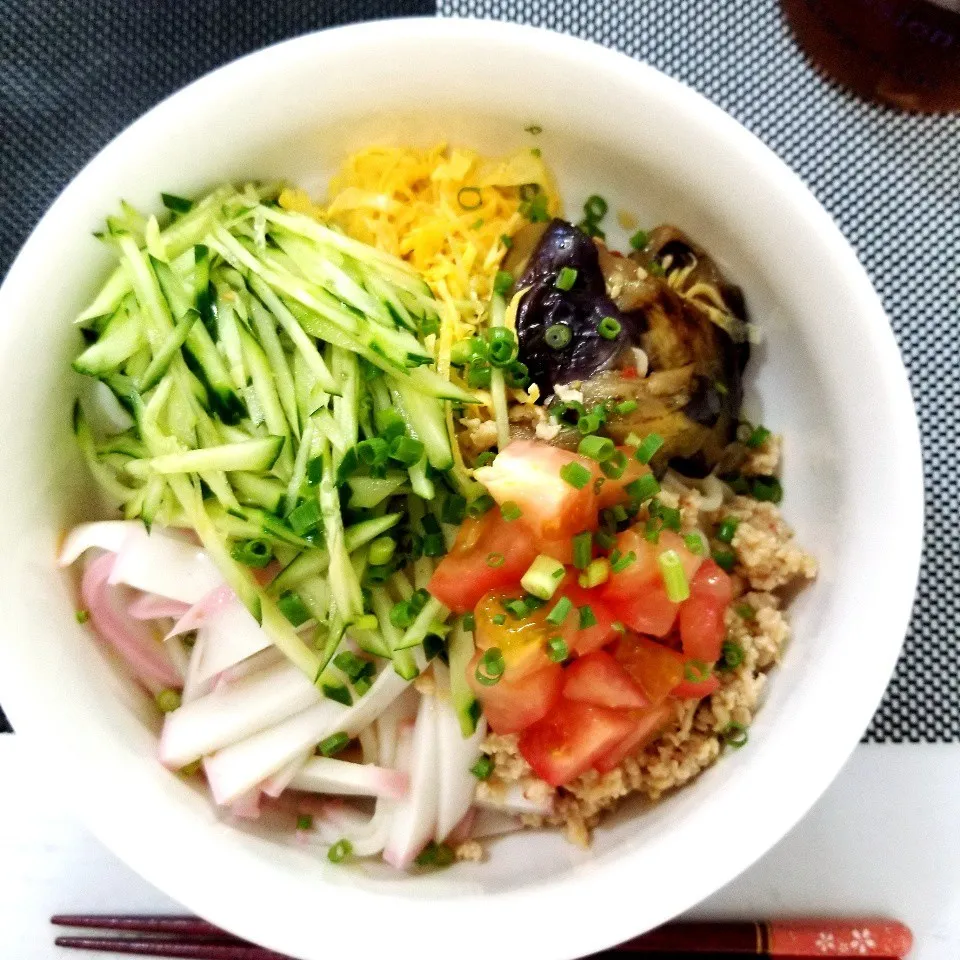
[333,651,370,681]
[277,592,311,627]
[712,547,736,572]
[155,689,181,713]
[525,123,543,135]
[422,532,446,557]
[684,532,706,556]
[577,412,602,435]
[468,494,495,517]
[595,529,616,550]
[598,316,621,340]
[500,233,514,249]
[466,361,492,389]
[555,266,578,291]
[416,841,455,867]
[521,554,567,600]
[545,323,573,350]
[578,218,605,239]
[547,636,569,663]
[560,461,592,490]
[745,424,771,448]
[521,193,550,222]
[161,192,193,213]
[625,432,643,448]
[719,640,745,671]
[500,501,523,522]
[735,602,756,620]
[578,557,609,589]
[722,722,749,749]
[716,516,740,544]
[462,612,476,632]
[328,838,353,863]
[519,183,541,201]
[75,609,89,624]
[625,473,660,502]
[649,260,665,277]
[441,494,467,525]
[374,408,406,441]
[322,683,352,706]
[644,519,661,543]
[492,613,506,625]
[296,814,313,831]
[494,270,514,297]
[475,647,506,686]
[474,452,496,468]
[368,535,396,567]
[578,605,598,629]
[600,449,627,479]
[614,399,638,415]
[457,186,483,210]
[390,600,415,630]
[486,552,506,568]
[752,476,783,503]
[683,659,711,684]
[389,435,425,466]
[471,755,494,779]
[353,675,373,696]
[649,499,681,531]
[635,433,665,464]
[287,498,322,536]
[584,195,608,221]
[578,435,615,462]
[572,531,593,570]
[450,337,486,366]
[356,437,390,466]
[610,549,636,573]
[659,549,690,602]
[319,732,350,756]
[485,326,519,367]
[552,399,585,425]
[506,360,531,388]
[504,598,529,619]
[230,538,273,569]
[629,229,649,251]
[547,595,573,626]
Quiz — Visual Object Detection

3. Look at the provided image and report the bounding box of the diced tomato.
[473,589,553,681]
[612,634,685,704]
[549,579,618,655]
[601,528,703,637]
[474,440,598,540]
[467,652,564,734]
[595,449,653,509]
[671,672,720,700]
[679,559,733,662]
[594,702,677,773]
[518,699,636,786]
[428,510,537,613]
[563,651,649,709]
[536,534,573,566]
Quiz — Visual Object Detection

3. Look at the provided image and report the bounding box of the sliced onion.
[159,659,321,770]
[227,787,262,821]
[289,757,409,800]
[128,592,192,621]
[109,527,223,603]
[166,584,234,638]
[261,750,312,799]
[181,631,212,704]
[471,808,523,839]
[80,552,180,693]
[59,520,139,566]
[475,783,555,816]
[383,694,439,869]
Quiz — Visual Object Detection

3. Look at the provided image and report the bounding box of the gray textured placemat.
[439,0,959,743]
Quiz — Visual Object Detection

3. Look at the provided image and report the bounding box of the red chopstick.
[51,915,913,959]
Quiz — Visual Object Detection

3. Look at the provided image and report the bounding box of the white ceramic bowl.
[0,18,922,960]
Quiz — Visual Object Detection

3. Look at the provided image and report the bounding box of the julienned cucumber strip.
[370,586,419,681]
[128,436,284,476]
[137,309,199,392]
[347,473,408,509]
[391,380,454,471]
[230,471,286,513]
[447,622,480,737]
[395,595,449,651]
[72,298,145,377]
[318,440,364,621]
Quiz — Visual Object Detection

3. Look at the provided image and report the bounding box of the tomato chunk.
[595,449,653,509]
[467,652,563,734]
[563,651,649,709]
[679,559,733,662]
[474,440,597,540]
[473,589,553,681]
[612,634,685,704]
[549,579,618,655]
[518,700,636,786]
[594,702,677,773]
[671,661,721,700]
[428,510,537,613]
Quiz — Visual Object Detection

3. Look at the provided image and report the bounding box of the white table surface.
[2,737,958,959]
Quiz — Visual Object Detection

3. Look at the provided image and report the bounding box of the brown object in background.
[781,0,960,112]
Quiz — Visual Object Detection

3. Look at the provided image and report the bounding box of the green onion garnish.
[659,549,690,602]
[457,186,483,210]
[468,494,495,517]
[230,538,273,569]
[492,614,506,625]
[441,494,467,526]
[356,437,390,466]
[500,501,523,522]
[471,756,494,779]
[485,326,519,367]
[577,412,602,435]
[615,399,638,414]
[600,449,627,479]
[287,498,322,536]
[474,452,496,467]
[328,838,353,863]
[595,529,616,550]
[712,547,736,572]
[296,814,313,831]
[486,552,505,568]
[578,435,615,462]
[752,476,783,503]
[524,124,543,135]
[578,605,598,629]
[629,229,649,251]
[578,557,609,589]
[560,461,592,489]
[719,640,745,671]
[521,193,550,222]
[684,532,706,556]
[547,636,569,663]
[462,612,476,632]
[322,683,352,706]
[635,433,665,464]
[572,531,593,570]
[610,549,636,573]
[422,533,446,557]
[500,233,514,249]
[745,424,771,448]
[75,609,89,624]
[683,659,711,684]
[716,516,739,544]
[161,193,193,213]
[277,592,311,627]
[584,195,608,221]
[389,435,425,466]
[624,473,660,502]
[333,651,369,681]
[521,554,567,601]
[519,183,541,201]
[155,689,181,713]
[390,600,415,630]
[475,648,506,686]
[722,722,749,749]
[735,603,756,620]
[555,266,578,291]
[547,595,573,626]
[493,270,514,297]
[416,841,455,867]
[598,316,621,340]
[506,360,531,388]
[450,336,486,367]
[367,535,396,567]
[319,732,350,756]
[374,408,407,441]
[504,598,529,619]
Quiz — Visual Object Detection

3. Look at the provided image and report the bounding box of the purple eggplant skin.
[513,219,638,395]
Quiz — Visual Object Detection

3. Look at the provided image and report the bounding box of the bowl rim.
[0,16,923,960]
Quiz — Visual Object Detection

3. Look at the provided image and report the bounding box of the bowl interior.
[0,20,921,960]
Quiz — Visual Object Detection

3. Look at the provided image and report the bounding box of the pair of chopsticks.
[51,916,914,959]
